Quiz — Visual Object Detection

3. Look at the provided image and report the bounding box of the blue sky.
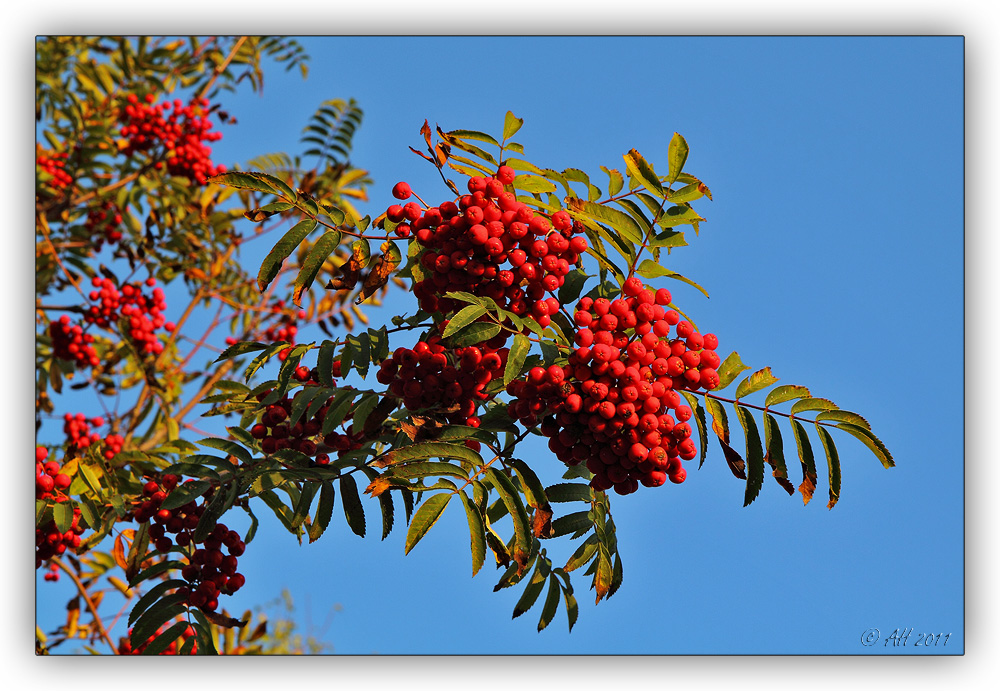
[34,36,964,658]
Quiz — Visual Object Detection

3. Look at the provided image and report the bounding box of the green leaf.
[377,441,482,468]
[816,425,841,509]
[257,219,317,292]
[512,565,547,618]
[504,333,531,387]
[564,533,600,572]
[537,576,561,632]
[128,560,186,588]
[715,352,751,391]
[544,483,593,504]
[292,230,341,306]
[320,389,360,436]
[448,128,501,148]
[736,406,765,507]
[608,551,624,599]
[835,423,895,469]
[307,481,335,543]
[623,149,664,197]
[636,259,670,279]
[735,367,780,399]
[550,511,593,538]
[656,204,705,229]
[612,198,653,232]
[503,111,523,140]
[140,621,190,656]
[666,132,689,185]
[443,305,488,338]
[790,397,839,415]
[190,611,219,655]
[561,584,579,633]
[667,182,706,204]
[486,467,532,565]
[448,321,501,348]
[214,341,268,363]
[404,492,452,555]
[594,546,613,604]
[349,393,378,435]
[52,501,74,534]
[566,198,643,246]
[649,228,688,249]
[459,490,487,576]
[130,592,188,651]
[510,459,548,510]
[128,579,188,626]
[600,166,624,198]
[763,413,795,495]
[704,396,746,479]
[199,437,253,464]
[634,262,710,298]
[681,391,710,470]
[764,385,812,408]
[289,386,330,428]
[339,474,366,537]
[159,480,213,511]
[558,269,590,306]
[791,419,818,505]
[207,171,296,200]
[815,410,871,430]
[513,174,557,194]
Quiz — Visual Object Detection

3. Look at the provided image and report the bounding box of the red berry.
[392,181,412,200]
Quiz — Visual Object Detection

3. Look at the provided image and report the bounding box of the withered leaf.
[719,437,747,480]
[434,142,451,167]
[409,146,435,163]
[532,505,554,539]
[513,547,530,576]
[799,469,817,506]
[112,534,128,570]
[326,252,362,292]
[356,254,398,305]
[420,119,432,147]
[766,451,796,495]
[365,477,392,498]
[485,530,511,569]
[399,420,420,441]
[202,610,248,629]
[243,208,278,223]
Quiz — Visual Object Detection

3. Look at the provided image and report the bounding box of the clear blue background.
[36,36,963,655]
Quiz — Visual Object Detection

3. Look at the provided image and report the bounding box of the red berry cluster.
[49,315,99,368]
[62,413,104,451]
[119,93,225,184]
[134,477,247,613]
[399,167,587,325]
[507,277,722,495]
[376,330,506,426]
[249,371,366,465]
[85,276,170,357]
[61,413,124,461]
[37,150,73,189]
[35,447,85,574]
[84,200,124,249]
[118,623,197,655]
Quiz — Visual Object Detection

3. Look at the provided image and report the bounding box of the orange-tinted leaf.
[532,505,554,539]
[357,254,398,304]
[202,610,248,629]
[112,533,128,570]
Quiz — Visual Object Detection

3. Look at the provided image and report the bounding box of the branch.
[49,557,118,655]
